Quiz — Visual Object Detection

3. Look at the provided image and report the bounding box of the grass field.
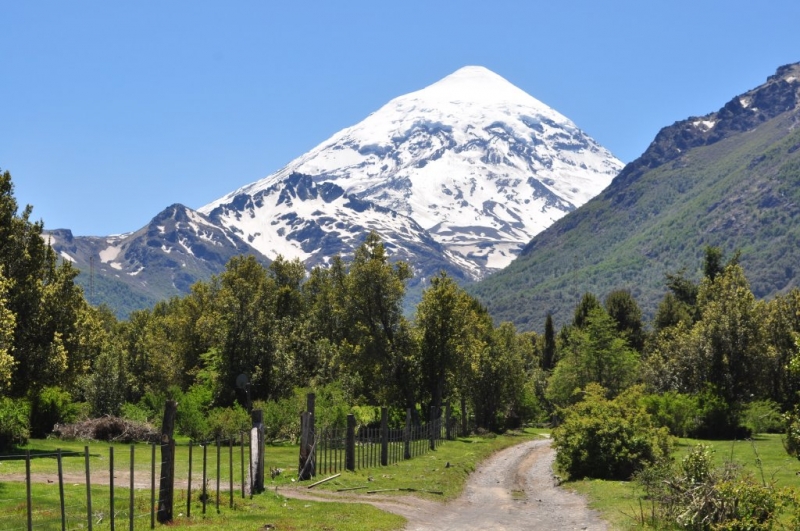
[565,433,800,530]
[0,429,543,530]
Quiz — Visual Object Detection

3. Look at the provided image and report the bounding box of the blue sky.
[2,1,799,236]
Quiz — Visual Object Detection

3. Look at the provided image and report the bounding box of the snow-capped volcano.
[202,66,622,278]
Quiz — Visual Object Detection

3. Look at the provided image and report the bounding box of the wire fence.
[2,403,464,529]
[0,434,256,531]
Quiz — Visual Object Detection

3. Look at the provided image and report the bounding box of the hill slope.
[470,62,800,331]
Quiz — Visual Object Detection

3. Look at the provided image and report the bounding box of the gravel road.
[282,438,608,530]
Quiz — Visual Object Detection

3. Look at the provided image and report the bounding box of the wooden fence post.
[202,444,207,515]
[157,400,177,523]
[85,446,93,531]
[129,445,135,531]
[240,431,245,499]
[216,438,221,513]
[298,394,316,480]
[110,446,115,531]
[26,450,32,531]
[249,409,265,494]
[460,396,468,437]
[229,438,234,508]
[429,406,436,451]
[403,409,411,459]
[345,414,356,471]
[150,443,156,529]
[186,442,192,518]
[307,393,316,478]
[380,407,388,466]
[298,412,312,480]
[57,449,65,531]
[445,403,452,440]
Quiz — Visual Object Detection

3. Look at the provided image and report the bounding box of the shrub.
[740,399,783,435]
[785,404,800,460]
[690,388,750,439]
[259,397,301,442]
[207,405,250,440]
[552,383,672,480]
[30,386,83,438]
[260,383,360,442]
[0,397,30,450]
[636,444,796,530]
[120,401,153,424]
[175,384,212,441]
[640,391,699,437]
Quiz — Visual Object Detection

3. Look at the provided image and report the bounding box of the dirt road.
[281,438,608,530]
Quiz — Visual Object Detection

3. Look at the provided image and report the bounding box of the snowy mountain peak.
[406,65,552,111]
[201,67,623,279]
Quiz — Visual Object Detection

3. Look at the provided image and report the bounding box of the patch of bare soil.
[279,438,608,530]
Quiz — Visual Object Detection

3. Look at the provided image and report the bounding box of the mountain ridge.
[471,62,800,331]
[201,65,622,278]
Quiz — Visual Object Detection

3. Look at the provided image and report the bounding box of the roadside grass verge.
[564,433,800,530]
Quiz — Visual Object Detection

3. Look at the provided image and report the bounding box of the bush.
[691,388,750,439]
[174,384,213,440]
[552,383,672,480]
[207,405,250,440]
[640,391,699,437]
[637,444,796,530]
[785,404,800,460]
[0,397,30,450]
[120,401,154,424]
[741,399,783,435]
[30,386,84,438]
[259,397,301,442]
[260,383,359,442]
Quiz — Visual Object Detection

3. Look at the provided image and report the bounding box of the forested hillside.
[471,63,800,332]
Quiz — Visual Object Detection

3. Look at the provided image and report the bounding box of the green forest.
[4,164,800,516]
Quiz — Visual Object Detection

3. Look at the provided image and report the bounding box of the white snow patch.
[99,245,121,263]
[60,251,75,263]
[128,266,144,276]
[109,262,122,270]
[693,119,716,130]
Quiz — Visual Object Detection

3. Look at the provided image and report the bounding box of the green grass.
[308,429,544,501]
[0,481,404,531]
[565,433,800,530]
[0,429,543,530]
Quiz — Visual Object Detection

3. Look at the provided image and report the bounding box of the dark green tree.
[343,233,415,409]
[415,271,482,418]
[542,312,556,371]
[547,307,639,407]
[572,292,601,329]
[215,255,276,405]
[604,289,645,352]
